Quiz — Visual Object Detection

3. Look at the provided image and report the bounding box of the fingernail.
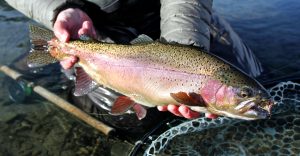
[157,106,162,111]
[83,21,91,29]
[205,113,218,119]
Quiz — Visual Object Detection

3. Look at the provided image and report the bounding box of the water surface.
[214,0,300,81]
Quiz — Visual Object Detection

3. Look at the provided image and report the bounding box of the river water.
[214,0,300,83]
[0,0,299,155]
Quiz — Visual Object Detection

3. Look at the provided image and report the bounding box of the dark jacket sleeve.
[160,0,213,51]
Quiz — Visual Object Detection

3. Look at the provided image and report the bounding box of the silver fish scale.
[144,81,300,156]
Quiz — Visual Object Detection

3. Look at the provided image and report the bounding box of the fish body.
[28,25,273,120]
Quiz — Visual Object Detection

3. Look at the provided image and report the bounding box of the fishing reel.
[6,76,33,103]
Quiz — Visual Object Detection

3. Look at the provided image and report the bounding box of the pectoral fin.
[170,92,206,107]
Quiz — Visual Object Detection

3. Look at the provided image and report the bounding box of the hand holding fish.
[157,105,218,119]
[53,8,97,42]
[53,8,97,69]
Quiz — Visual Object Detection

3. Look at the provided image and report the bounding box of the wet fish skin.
[28,25,273,120]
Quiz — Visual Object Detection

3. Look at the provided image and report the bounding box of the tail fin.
[29,24,54,42]
[27,24,58,68]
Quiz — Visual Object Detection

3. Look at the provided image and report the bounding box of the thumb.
[53,21,70,42]
[78,21,97,39]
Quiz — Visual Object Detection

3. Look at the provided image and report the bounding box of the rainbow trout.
[28,25,272,120]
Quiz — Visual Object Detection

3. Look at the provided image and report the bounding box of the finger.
[82,21,97,39]
[53,21,70,42]
[205,113,218,119]
[78,21,97,39]
[60,56,78,69]
[157,106,168,111]
[178,105,200,119]
[167,105,183,117]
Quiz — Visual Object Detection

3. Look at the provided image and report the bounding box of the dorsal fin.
[130,34,153,44]
[79,34,97,42]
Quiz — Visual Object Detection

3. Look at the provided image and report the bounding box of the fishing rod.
[0,64,115,136]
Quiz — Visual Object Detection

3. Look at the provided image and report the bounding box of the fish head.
[225,85,273,120]
[201,73,273,120]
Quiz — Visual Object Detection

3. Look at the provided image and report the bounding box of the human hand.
[157,104,218,119]
[53,8,97,69]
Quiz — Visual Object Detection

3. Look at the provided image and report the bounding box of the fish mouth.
[235,99,273,120]
[243,105,270,119]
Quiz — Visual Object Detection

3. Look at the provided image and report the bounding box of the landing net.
[144,81,300,156]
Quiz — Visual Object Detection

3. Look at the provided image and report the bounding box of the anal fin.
[111,96,147,120]
[111,96,135,115]
[132,104,147,120]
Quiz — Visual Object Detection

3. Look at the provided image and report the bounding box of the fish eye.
[239,87,254,98]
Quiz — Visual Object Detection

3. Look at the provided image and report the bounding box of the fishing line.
[88,112,112,116]
[260,70,300,85]
[259,60,300,79]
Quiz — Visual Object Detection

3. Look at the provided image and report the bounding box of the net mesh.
[144,81,300,156]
